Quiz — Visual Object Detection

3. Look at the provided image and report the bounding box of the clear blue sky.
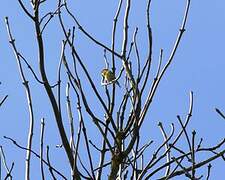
[0,0,225,179]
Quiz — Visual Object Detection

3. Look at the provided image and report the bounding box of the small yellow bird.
[101,68,120,87]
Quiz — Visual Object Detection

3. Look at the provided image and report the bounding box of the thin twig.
[206,163,212,180]
[165,157,184,180]
[121,0,131,58]
[200,138,225,151]
[157,148,225,180]
[96,120,111,180]
[58,11,118,133]
[0,95,8,107]
[66,83,75,152]
[57,40,67,129]
[138,124,174,179]
[3,136,67,179]
[156,49,163,78]
[4,162,14,180]
[120,0,137,92]
[18,53,44,84]
[0,146,12,180]
[177,115,191,151]
[17,0,34,20]
[76,96,96,179]
[63,0,122,59]
[40,118,45,180]
[215,108,225,120]
[139,0,153,95]
[5,17,35,180]
[169,144,191,162]
[103,49,109,69]
[139,0,191,126]
[64,56,115,154]
[138,91,193,179]
[46,146,57,180]
[158,122,171,177]
[110,0,123,115]
[40,4,64,34]
[148,147,225,179]
[76,153,92,179]
[172,157,192,179]
[66,77,83,179]
[191,130,196,179]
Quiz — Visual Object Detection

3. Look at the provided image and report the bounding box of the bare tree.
[2,0,225,179]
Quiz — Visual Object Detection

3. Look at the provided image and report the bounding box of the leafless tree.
[2,0,225,179]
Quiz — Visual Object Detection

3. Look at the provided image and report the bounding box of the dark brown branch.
[40,4,64,34]
[76,154,92,179]
[177,115,191,151]
[18,53,44,84]
[169,144,191,162]
[17,0,34,20]
[165,157,184,180]
[199,138,225,151]
[0,95,8,107]
[172,157,192,179]
[191,130,196,179]
[215,108,225,120]
[126,41,134,61]
[33,3,78,177]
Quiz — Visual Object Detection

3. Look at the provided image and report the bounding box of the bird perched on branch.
[101,68,120,87]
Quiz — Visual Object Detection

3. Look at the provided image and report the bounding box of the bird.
[101,68,120,87]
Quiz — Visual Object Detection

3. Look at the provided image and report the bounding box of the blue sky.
[0,0,225,179]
